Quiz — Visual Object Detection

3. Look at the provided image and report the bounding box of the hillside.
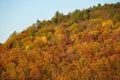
[0,2,120,80]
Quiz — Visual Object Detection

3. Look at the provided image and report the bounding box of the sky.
[0,0,119,43]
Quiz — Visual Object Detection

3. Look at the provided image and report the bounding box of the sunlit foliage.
[0,2,120,80]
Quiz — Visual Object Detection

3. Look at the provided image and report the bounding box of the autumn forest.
[0,2,120,80]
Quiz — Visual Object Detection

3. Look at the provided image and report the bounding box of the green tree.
[72,9,83,22]
[10,31,17,38]
[36,19,42,29]
[52,11,65,24]
[97,4,102,9]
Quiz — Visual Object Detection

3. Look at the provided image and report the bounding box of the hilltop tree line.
[0,2,120,80]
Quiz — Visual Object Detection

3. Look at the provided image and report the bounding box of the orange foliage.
[0,2,120,80]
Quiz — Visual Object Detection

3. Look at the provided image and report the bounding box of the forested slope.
[0,2,120,80]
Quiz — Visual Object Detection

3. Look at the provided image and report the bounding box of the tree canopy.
[0,2,120,80]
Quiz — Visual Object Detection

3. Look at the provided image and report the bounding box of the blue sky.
[0,0,119,43]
